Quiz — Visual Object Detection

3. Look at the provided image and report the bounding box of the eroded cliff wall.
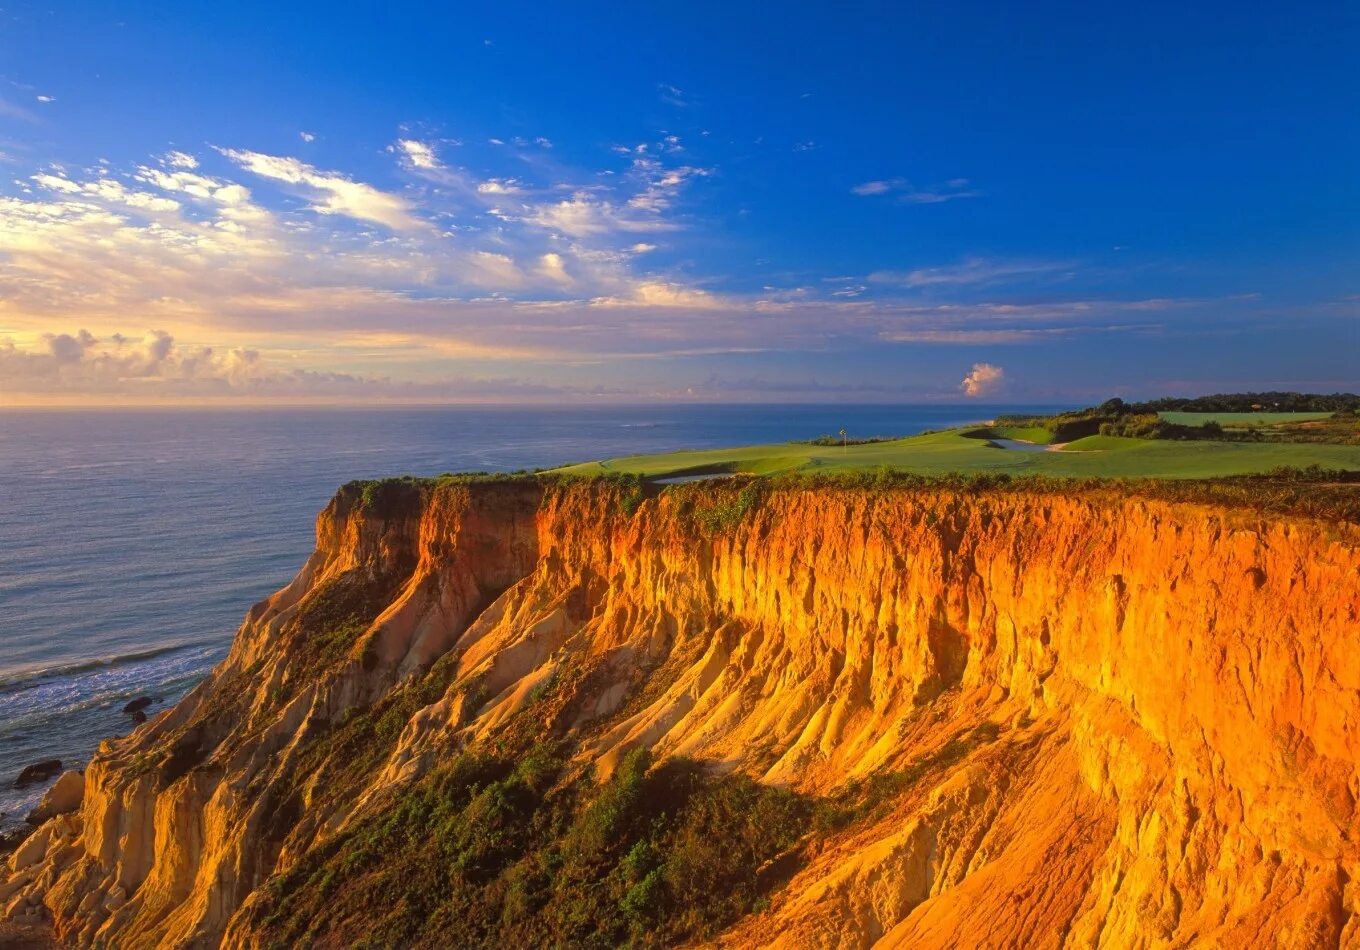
[4,478,1358,947]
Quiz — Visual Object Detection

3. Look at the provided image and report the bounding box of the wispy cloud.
[0,96,37,122]
[870,257,1074,288]
[658,83,690,108]
[218,147,424,230]
[851,177,982,204]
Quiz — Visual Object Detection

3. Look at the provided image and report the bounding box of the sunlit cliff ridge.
[4,477,1358,947]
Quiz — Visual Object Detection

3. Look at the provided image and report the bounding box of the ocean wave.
[0,641,214,692]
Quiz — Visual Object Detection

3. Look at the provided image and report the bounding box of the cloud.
[960,362,1004,397]
[630,243,657,254]
[658,83,689,108]
[395,138,440,170]
[218,147,423,230]
[36,95,55,103]
[591,281,724,309]
[0,327,576,402]
[870,258,1073,288]
[164,150,198,169]
[526,192,681,237]
[299,131,315,142]
[33,173,182,212]
[0,96,37,122]
[883,324,1157,344]
[851,180,893,196]
[477,177,522,195]
[851,177,982,204]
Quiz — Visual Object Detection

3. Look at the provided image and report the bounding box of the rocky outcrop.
[5,477,1358,947]
[25,772,84,826]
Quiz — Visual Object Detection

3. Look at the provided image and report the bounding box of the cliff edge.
[4,476,1358,947]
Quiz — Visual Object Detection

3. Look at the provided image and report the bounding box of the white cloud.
[960,362,1004,397]
[526,192,680,237]
[630,243,657,253]
[477,177,522,195]
[395,139,440,170]
[33,173,182,212]
[537,252,572,285]
[219,147,423,230]
[299,131,316,142]
[591,281,722,309]
[164,151,198,169]
[36,94,55,103]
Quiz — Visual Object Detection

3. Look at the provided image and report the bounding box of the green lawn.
[556,427,1360,480]
[986,425,1054,444]
[1158,411,1334,427]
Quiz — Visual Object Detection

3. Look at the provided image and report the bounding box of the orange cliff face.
[4,478,1359,947]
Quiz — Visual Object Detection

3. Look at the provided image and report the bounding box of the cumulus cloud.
[218,147,423,229]
[960,362,1005,397]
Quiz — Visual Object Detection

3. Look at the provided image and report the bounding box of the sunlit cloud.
[218,147,424,229]
[960,362,1004,396]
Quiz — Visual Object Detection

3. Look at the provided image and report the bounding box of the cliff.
[4,476,1358,947]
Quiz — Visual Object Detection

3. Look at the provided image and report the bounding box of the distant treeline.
[797,434,900,446]
[1119,392,1360,413]
[993,392,1359,444]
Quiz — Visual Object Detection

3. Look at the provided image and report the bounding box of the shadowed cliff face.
[4,478,1358,947]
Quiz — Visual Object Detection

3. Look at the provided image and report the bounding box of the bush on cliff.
[254,746,813,948]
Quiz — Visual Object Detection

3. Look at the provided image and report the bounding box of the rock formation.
[4,477,1357,947]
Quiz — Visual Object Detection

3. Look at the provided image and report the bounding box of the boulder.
[25,771,83,825]
[12,761,61,789]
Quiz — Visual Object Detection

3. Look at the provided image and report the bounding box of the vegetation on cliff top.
[338,467,1360,531]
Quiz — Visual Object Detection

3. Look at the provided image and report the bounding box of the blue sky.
[0,0,1355,403]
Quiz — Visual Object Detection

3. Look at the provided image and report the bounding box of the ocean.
[0,403,1059,825]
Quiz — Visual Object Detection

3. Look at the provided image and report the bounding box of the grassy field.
[1158,411,1334,427]
[556,427,1360,480]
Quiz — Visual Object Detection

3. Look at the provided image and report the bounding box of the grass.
[1061,435,1146,452]
[986,425,1054,444]
[556,426,1360,481]
[1158,411,1334,427]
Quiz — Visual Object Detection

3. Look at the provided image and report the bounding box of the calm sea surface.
[0,404,1061,823]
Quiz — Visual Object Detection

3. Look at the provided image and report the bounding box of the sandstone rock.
[4,481,1358,947]
[25,772,83,826]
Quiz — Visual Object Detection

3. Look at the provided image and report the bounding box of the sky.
[0,0,1355,405]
